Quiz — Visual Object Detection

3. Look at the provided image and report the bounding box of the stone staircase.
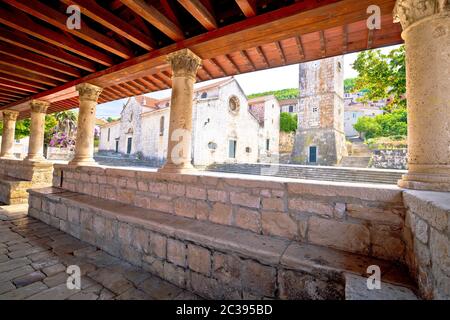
[339,137,372,168]
[205,163,405,185]
[340,156,371,168]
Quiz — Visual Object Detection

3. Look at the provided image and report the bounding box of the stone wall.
[403,190,450,299]
[371,149,408,170]
[53,164,408,263]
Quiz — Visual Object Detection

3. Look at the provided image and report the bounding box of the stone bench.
[28,187,417,300]
[0,175,33,205]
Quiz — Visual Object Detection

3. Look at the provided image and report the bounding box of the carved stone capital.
[76,83,103,102]
[30,100,50,114]
[2,110,19,121]
[394,0,450,30]
[167,49,202,79]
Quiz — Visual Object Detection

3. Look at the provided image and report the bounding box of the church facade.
[99,78,280,167]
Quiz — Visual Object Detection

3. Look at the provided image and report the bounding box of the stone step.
[28,187,418,300]
[205,164,403,184]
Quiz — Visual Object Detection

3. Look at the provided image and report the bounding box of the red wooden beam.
[177,0,218,30]
[62,0,156,51]
[0,5,113,66]
[121,0,185,41]
[0,27,97,72]
[5,0,134,60]
[235,0,257,18]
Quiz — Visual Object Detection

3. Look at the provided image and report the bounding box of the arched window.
[159,116,165,136]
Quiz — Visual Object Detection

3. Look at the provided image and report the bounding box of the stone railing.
[53,164,408,264]
[0,158,53,184]
[403,190,450,300]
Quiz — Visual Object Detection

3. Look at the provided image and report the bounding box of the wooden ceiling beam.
[295,36,306,60]
[367,29,374,49]
[177,0,218,31]
[0,79,39,93]
[153,73,171,87]
[209,58,228,76]
[255,46,270,67]
[235,0,257,18]
[0,54,73,82]
[225,54,241,74]
[0,89,26,99]
[120,0,185,41]
[0,28,96,72]
[342,25,348,54]
[0,43,81,78]
[0,65,61,87]
[0,85,31,95]
[62,0,156,51]
[319,30,326,57]
[0,6,113,66]
[5,0,133,60]
[148,76,167,90]
[241,50,256,70]
[274,41,286,65]
[138,78,159,92]
[0,72,48,91]
[160,0,182,27]
[133,78,155,93]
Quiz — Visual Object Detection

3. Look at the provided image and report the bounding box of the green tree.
[280,112,298,132]
[352,45,406,109]
[344,78,356,93]
[353,108,407,139]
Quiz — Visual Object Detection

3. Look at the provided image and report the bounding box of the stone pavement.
[0,204,200,300]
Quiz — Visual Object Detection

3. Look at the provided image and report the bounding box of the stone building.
[99,78,280,167]
[292,56,347,165]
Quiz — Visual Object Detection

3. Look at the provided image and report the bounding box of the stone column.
[68,83,102,166]
[0,110,19,159]
[24,100,50,162]
[159,49,202,173]
[394,0,450,191]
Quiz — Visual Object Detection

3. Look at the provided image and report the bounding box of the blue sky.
[96,45,401,119]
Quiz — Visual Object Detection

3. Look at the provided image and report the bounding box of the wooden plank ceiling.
[0,0,403,119]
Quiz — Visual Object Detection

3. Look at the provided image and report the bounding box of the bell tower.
[292,56,347,165]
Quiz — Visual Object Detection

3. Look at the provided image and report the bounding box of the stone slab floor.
[0,204,200,300]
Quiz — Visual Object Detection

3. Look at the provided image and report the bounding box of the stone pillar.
[24,100,50,162]
[0,110,19,159]
[68,83,102,166]
[159,49,202,173]
[394,0,450,191]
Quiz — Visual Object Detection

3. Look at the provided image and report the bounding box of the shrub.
[280,112,298,132]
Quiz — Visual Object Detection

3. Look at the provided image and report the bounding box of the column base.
[24,155,47,163]
[68,157,97,167]
[158,162,196,174]
[398,172,450,192]
[0,155,16,160]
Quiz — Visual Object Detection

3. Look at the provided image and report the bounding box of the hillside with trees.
[247,88,299,100]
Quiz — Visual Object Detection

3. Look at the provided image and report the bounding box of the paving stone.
[28,251,55,263]
[87,268,133,295]
[27,283,79,300]
[0,265,34,283]
[115,288,153,300]
[8,247,47,259]
[138,276,182,300]
[13,271,45,288]
[43,272,68,288]
[8,243,32,252]
[42,263,66,277]
[0,281,15,295]
[0,281,48,300]
[31,257,61,270]
[0,257,30,273]
[173,290,202,300]
[0,255,8,263]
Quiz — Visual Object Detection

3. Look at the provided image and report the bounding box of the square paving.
[0,205,199,300]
